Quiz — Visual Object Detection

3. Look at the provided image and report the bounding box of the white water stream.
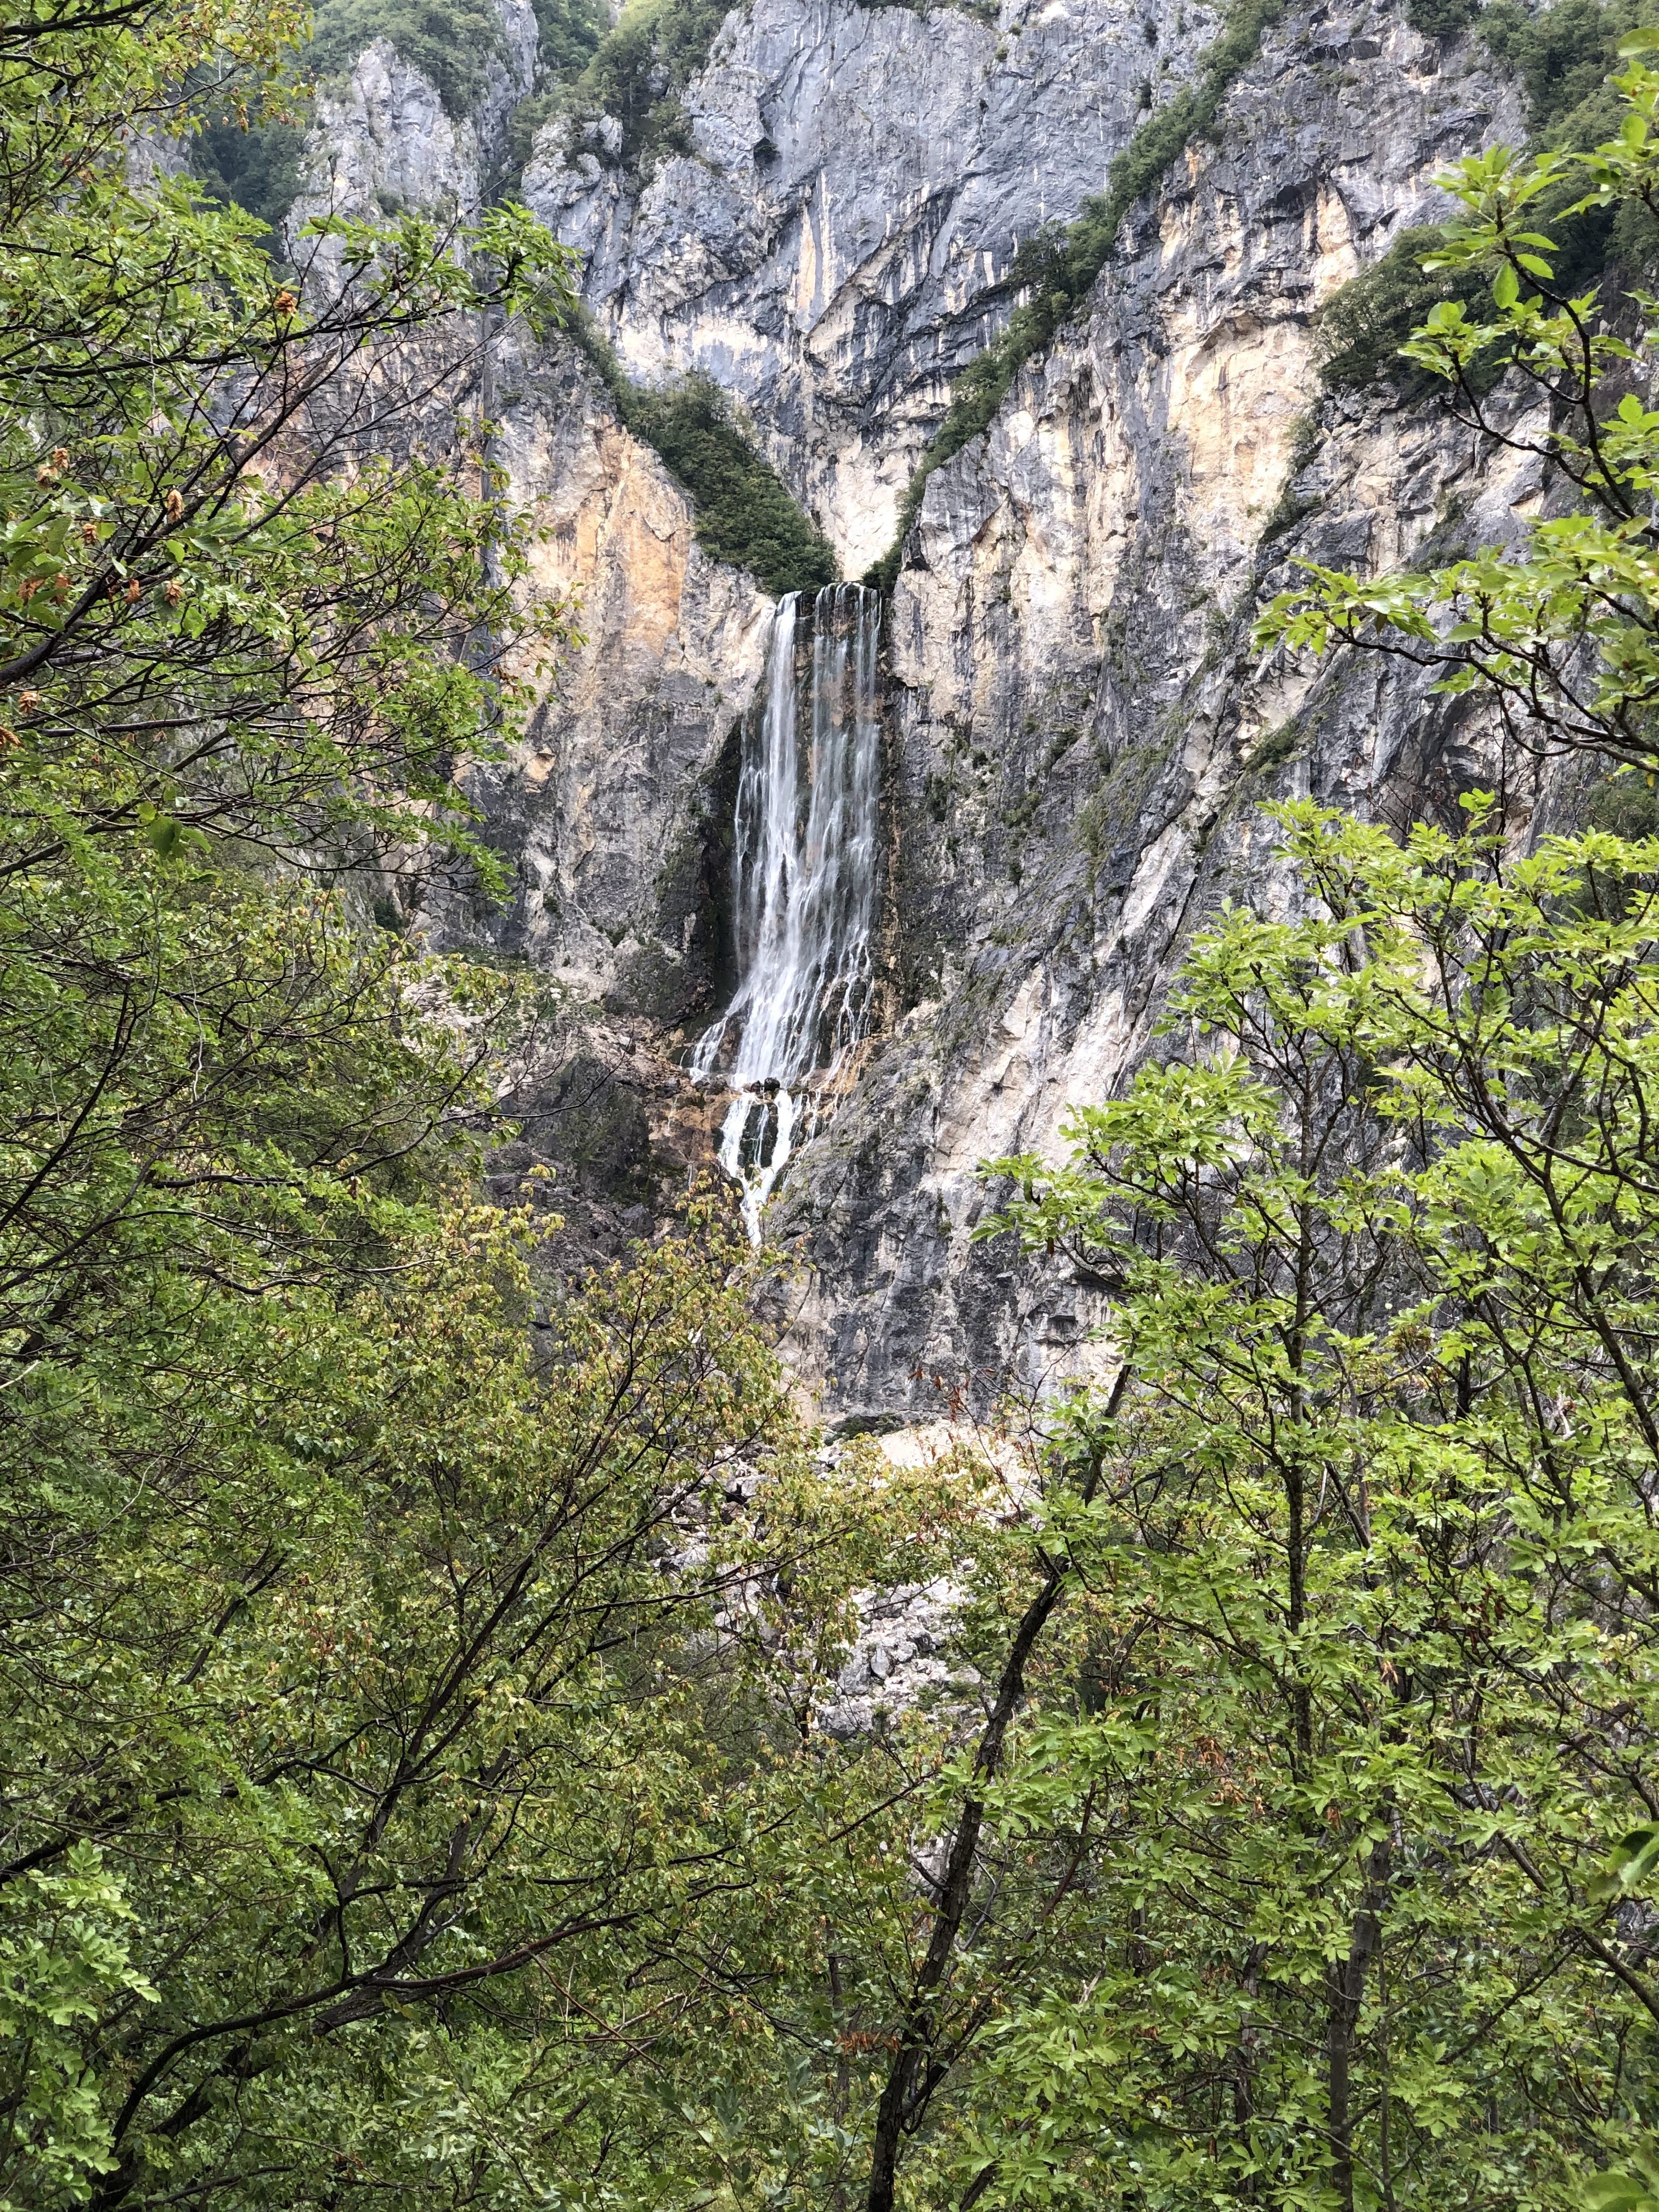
[692,583,882,1240]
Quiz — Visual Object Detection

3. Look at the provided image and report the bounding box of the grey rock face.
[292,0,1565,1422]
[291,41,478,230]
[524,0,1220,572]
[287,0,535,234]
[820,1572,966,1738]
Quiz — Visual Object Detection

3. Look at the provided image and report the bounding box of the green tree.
[736,46,1659,2212]
[0,4,900,2205]
[957,803,1659,2209]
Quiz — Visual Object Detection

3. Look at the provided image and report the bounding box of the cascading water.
[692,583,881,1241]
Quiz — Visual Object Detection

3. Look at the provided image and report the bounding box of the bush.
[532,0,607,78]
[1315,225,1492,392]
[628,378,838,595]
[576,318,836,594]
[1406,0,1480,36]
[1480,0,1645,133]
[562,0,733,170]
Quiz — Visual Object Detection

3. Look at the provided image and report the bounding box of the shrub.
[576,318,837,595]
[1314,225,1492,392]
[1480,0,1646,132]
[560,0,733,170]
[628,376,838,594]
[1406,0,1480,35]
[307,0,507,114]
[532,0,608,79]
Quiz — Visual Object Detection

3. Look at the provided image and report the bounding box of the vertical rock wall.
[772,4,1538,1416]
[523,0,1217,572]
[295,0,1565,1411]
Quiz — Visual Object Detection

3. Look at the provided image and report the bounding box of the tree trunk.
[1327,1837,1391,2212]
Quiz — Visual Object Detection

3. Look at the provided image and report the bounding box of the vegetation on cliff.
[307,0,509,110]
[1319,0,1658,393]
[575,311,839,596]
[549,0,732,170]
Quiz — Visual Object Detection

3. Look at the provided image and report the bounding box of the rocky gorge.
[280,0,1572,1426]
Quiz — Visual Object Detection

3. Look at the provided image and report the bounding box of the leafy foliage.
[641,816,1659,2208]
[0,9,866,2205]
[306,0,507,114]
[1315,223,1494,391]
[0,1850,155,2210]
[1481,0,1651,135]
[529,0,607,78]
[578,317,838,595]
[941,804,1659,2210]
[35,11,1659,2212]
[624,377,838,596]
[1406,0,1481,36]
[0,57,575,859]
[1260,40,1659,774]
[556,0,733,171]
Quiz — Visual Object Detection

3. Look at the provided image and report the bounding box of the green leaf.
[1589,1823,1659,1900]
[1582,2176,1658,2212]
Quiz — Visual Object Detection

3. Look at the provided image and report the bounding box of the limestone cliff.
[759,4,1538,1417]
[294,0,1565,1415]
[287,0,537,230]
[522,0,1220,574]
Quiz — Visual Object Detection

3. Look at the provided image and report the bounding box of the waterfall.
[692,583,882,1240]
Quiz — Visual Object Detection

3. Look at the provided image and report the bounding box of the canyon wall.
[297,0,1568,1420]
